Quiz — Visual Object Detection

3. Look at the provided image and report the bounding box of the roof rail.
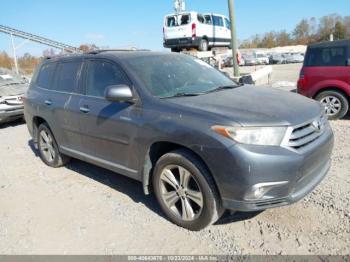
[87,48,150,54]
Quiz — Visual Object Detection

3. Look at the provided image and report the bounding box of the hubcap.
[39,130,55,162]
[320,96,341,116]
[159,165,203,221]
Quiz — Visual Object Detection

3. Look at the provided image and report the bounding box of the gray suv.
[24,51,334,231]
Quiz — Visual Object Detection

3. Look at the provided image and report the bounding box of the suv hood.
[168,86,322,126]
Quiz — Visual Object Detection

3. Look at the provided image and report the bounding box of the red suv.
[298,40,350,119]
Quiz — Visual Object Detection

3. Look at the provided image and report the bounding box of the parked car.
[0,73,28,124]
[242,54,259,66]
[285,53,304,63]
[163,12,231,52]
[298,39,350,119]
[270,53,287,64]
[25,51,334,231]
[255,52,269,65]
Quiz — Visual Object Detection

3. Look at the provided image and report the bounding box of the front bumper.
[0,107,24,124]
[209,125,334,212]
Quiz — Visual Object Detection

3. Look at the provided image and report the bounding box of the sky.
[0,0,349,56]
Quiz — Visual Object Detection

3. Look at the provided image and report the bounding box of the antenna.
[174,0,186,14]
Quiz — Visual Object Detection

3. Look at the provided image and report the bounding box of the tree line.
[0,44,98,75]
[240,13,350,49]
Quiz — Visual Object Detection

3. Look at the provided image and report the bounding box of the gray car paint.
[24,51,334,212]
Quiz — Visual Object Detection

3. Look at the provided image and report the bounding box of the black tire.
[37,123,70,167]
[198,39,209,52]
[171,47,180,53]
[315,90,349,120]
[152,149,224,231]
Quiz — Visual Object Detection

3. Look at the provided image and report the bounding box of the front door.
[78,59,140,178]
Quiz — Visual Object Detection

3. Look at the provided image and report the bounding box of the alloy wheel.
[39,129,56,163]
[159,165,204,221]
[320,96,342,116]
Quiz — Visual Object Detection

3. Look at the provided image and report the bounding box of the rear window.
[37,63,56,89]
[53,61,81,93]
[166,14,191,27]
[305,46,348,67]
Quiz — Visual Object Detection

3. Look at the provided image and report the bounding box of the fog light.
[244,181,289,201]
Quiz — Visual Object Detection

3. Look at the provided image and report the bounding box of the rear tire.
[171,47,180,53]
[198,39,209,52]
[37,123,70,167]
[152,149,223,231]
[315,90,349,120]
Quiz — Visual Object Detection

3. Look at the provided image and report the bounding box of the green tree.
[333,21,347,40]
[293,19,310,44]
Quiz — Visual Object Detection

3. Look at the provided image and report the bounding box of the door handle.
[79,106,90,113]
[44,100,52,106]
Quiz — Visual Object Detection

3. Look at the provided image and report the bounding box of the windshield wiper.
[160,92,204,99]
[205,84,242,94]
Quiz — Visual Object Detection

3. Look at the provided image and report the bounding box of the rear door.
[164,13,192,40]
[48,60,84,151]
[78,59,140,178]
[304,45,350,88]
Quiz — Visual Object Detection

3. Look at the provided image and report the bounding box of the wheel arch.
[32,116,49,145]
[313,86,350,102]
[142,141,220,199]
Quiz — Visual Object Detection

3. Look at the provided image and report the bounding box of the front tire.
[37,123,70,167]
[315,90,349,120]
[152,149,223,231]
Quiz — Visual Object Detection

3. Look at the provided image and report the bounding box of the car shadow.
[0,118,25,129]
[215,210,263,225]
[27,139,267,227]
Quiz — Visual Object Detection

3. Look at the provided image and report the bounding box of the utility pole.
[228,0,240,77]
[10,33,19,75]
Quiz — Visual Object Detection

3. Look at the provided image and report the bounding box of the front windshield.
[125,54,236,98]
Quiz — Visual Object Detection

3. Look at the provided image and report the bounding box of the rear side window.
[197,14,205,24]
[204,15,212,25]
[225,18,231,30]
[305,46,348,67]
[213,16,224,27]
[37,63,56,89]
[85,60,130,98]
[53,61,81,93]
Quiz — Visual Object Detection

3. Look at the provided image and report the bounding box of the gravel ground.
[0,117,349,255]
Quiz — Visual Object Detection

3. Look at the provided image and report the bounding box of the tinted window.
[179,14,190,25]
[37,63,56,89]
[305,46,348,67]
[167,16,176,27]
[225,18,231,30]
[54,61,81,93]
[197,14,205,24]
[86,60,129,97]
[204,15,212,25]
[213,16,224,27]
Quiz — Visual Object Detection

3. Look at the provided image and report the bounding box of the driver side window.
[85,60,129,97]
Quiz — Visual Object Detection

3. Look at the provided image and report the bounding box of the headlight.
[212,125,288,146]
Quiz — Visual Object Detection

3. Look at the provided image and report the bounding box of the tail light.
[299,67,305,80]
[192,23,196,39]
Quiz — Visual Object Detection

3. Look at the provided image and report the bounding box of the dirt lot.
[0,65,349,255]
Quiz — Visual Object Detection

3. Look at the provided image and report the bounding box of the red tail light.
[192,23,196,39]
[299,67,305,80]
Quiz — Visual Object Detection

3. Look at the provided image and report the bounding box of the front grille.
[287,114,327,150]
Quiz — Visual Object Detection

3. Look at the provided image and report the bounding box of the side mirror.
[346,58,350,66]
[105,85,134,103]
